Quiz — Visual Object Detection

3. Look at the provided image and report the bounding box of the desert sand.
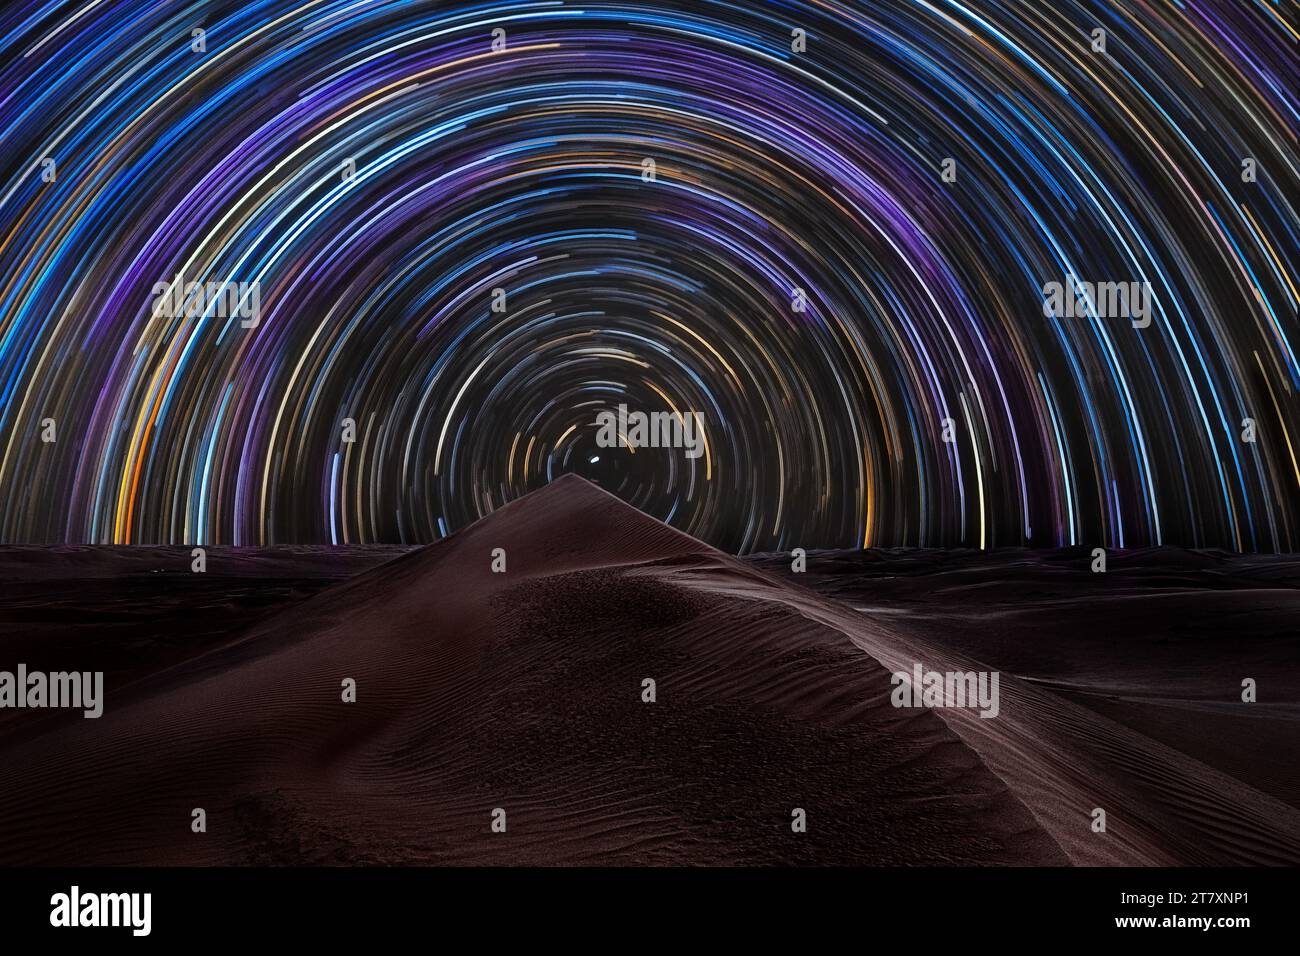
[0,475,1295,865]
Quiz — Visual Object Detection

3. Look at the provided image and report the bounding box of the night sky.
[0,0,1296,552]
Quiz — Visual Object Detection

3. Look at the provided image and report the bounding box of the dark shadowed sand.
[0,476,1296,865]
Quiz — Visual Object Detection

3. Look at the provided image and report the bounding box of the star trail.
[0,0,1295,552]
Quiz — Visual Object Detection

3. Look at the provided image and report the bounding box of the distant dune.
[0,475,1296,865]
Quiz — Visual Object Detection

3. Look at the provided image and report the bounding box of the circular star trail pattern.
[0,0,1296,552]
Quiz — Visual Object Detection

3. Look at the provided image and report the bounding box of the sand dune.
[752,548,1300,865]
[0,476,1294,864]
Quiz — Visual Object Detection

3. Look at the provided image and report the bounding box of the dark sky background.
[0,0,1296,552]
